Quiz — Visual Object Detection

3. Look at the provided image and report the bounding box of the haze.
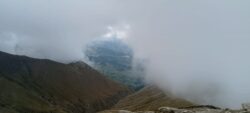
[0,0,250,108]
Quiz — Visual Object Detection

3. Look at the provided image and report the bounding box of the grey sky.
[0,0,250,108]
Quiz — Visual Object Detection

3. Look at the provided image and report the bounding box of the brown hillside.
[0,51,131,113]
[109,85,194,112]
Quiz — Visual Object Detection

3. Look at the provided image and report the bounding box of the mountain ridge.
[0,51,131,113]
[101,85,194,112]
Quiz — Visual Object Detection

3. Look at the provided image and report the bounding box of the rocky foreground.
[99,105,250,113]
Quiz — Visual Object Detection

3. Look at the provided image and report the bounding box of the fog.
[1,0,250,108]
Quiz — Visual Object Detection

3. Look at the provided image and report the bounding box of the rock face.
[108,85,194,111]
[0,51,131,113]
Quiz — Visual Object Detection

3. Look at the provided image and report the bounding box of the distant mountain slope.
[85,38,133,71]
[85,38,145,90]
[0,51,131,113]
[110,85,194,111]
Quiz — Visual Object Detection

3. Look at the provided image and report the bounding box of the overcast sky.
[0,0,250,108]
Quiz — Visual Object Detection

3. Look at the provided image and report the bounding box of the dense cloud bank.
[1,0,250,108]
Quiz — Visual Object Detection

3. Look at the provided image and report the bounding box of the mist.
[1,0,250,108]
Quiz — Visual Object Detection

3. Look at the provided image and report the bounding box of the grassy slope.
[111,85,194,111]
[0,51,131,113]
[0,75,63,113]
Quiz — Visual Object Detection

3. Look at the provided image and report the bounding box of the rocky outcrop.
[99,105,250,113]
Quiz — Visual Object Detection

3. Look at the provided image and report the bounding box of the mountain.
[85,38,133,71]
[85,38,145,90]
[0,51,131,113]
[99,85,194,112]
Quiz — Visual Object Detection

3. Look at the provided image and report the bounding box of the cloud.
[0,0,121,62]
[103,23,130,40]
[1,0,250,108]
[0,32,18,54]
